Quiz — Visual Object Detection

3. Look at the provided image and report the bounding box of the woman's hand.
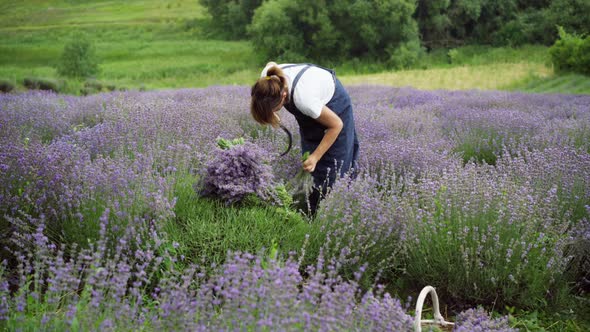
[303,154,319,173]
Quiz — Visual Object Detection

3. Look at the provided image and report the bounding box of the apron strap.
[288,65,311,106]
[280,63,334,105]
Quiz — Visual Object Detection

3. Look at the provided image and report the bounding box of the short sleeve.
[294,96,323,119]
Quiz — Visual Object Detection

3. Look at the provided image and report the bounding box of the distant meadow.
[1,1,589,95]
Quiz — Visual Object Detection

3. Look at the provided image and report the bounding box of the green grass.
[338,45,590,94]
[0,22,261,91]
[0,0,262,93]
[164,173,322,271]
[508,73,590,94]
[340,62,553,91]
[340,62,590,95]
[2,1,589,95]
[0,0,206,28]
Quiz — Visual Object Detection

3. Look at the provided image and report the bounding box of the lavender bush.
[399,155,578,307]
[1,85,589,328]
[1,213,415,331]
[567,212,590,293]
[453,308,518,332]
[317,171,410,287]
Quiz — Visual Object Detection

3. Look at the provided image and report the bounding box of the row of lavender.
[1,86,589,329]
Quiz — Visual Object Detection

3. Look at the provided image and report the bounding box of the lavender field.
[1,86,589,330]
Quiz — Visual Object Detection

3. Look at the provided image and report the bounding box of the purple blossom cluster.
[1,213,415,331]
[453,307,517,332]
[1,85,589,328]
[315,86,590,308]
[199,142,276,204]
[189,251,414,331]
[319,145,588,307]
[568,209,590,292]
[346,86,590,169]
[318,171,409,277]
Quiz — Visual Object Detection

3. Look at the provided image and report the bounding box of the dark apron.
[281,64,359,212]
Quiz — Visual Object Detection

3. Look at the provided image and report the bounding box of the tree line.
[199,0,589,68]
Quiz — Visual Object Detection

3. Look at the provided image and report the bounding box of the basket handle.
[414,286,455,332]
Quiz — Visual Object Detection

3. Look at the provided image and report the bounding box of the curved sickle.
[279,124,292,157]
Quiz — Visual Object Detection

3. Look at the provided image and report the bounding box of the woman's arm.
[303,106,343,173]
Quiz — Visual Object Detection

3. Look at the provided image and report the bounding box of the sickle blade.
[279,124,292,156]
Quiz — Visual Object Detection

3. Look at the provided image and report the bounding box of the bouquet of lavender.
[287,151,315,210]
[199,139,275,205]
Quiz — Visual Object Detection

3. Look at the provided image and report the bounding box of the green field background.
[0,0,588,93]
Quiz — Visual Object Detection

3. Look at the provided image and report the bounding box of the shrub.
[22,77,39,90]
[182,18,201,31]
[546,0,590,39]
[567,216,590,294]
[84,79,103,91]
[80,80,117,95]
[248,0,420,63]
[199,0,262,39]
[402,152,580,309]
[387,39,424,70]
[247,0,306,62]
[317,172,409,288]
[1,219,415,331]
[79,87,93,96]
[57,32,100,78]
[549,26,590,75]
[331,0,420,61]
[0,79,15,93]
[454,308,517,332]
[493,10,554,46]
[22,77,62,92]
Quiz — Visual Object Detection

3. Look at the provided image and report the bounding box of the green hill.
[0,0,261,92]
[0,0,588,95]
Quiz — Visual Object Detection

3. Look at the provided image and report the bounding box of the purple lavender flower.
[1,83,589,330]
[454,307,517,332]
[198,142,275,204]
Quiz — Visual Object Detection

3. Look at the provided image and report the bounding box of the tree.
[415,0,452,48]
[247,0,307,61]
[547,0,590,38]
[248,0,422,68]
[550,26,590,75]
[199,0,263,39]
[57,32,100,79]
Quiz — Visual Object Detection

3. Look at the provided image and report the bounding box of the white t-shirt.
[261,63,335,119]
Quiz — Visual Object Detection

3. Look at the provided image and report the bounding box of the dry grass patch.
[340,63,552,91]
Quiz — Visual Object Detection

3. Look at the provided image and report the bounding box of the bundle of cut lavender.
[287,151,314,212]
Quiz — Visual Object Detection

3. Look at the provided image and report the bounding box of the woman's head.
[250,66,288,127]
